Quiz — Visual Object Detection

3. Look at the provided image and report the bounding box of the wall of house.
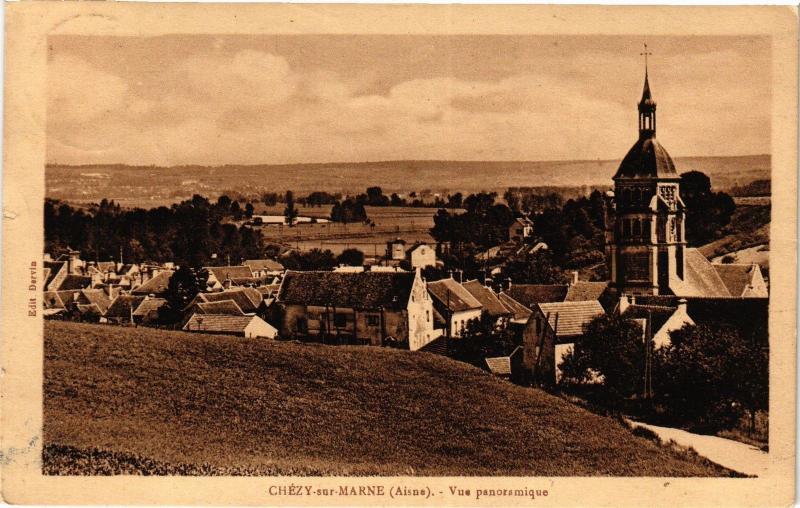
[281,303,407,345]
[449,308,482,338]
[245,318,277,339]
[743,266,769,298]
[407,275,435,350]
[653,306,694,348]
[409,246,436,269]
[522,309,556,386]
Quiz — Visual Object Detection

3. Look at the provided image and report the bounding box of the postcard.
[2,3,796,506]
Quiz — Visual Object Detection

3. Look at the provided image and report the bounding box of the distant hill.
[44,321,733,476]
[46,155,769,208]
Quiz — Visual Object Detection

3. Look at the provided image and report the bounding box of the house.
[484,346,525,384]
[406,242,437,269]
[205,266,257,289]
[497,292,533,325]
[712,263,769,298]
[277,269,436,350]
[105,295,147,324]
[386,238,407,262]
[508,217,534,241]
[185,287,262,315]
[522,300,605,386]
[427,278,483,338]
[130,270,174,297]
[183,314,278,339]
[131,297,168,325]
[243,259,285,277]
[618,296,694,348]
[462,280,511,327]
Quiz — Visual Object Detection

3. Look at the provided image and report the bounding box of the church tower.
[606,62,686,296]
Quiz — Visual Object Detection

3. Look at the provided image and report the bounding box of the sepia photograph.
[1,3,796,506]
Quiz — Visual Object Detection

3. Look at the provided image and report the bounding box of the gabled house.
[183,314,278,339]
[105,295,147,325]
[243,259,285,278]
[185,288,262,315]
[277,269,436,350]
[204,266,257,290]
[130,270,174,297]
[522,300,605,386]
[497,292,533,325]
[484,346,525,384]
[131,297,168,325]
[462,280,511,328]
[406,242,437,269]
[505,284,568,309]
[618,296,694,348]
[427,278,483,338]
[508,217,534,241]
[712,263,769,298]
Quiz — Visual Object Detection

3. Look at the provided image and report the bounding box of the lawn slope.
[44,321,730,476]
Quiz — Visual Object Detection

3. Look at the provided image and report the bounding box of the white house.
[619,296,694,348]
[426,278,483,338]
[406,242,437,269]
[183,313,278,339]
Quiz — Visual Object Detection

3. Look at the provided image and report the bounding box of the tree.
[282,248,337,271]
[500,250,565,284]
[217,195,232,210]
[654,323,768,433]
[680,171,736,246]
[559,314,646,405]
[244,202,255,219]
[284,191,298,226]
[337,248,365,267]
[160,265,208,325]
[230,201,243,221]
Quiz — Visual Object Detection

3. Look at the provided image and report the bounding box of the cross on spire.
[640,43,652,74]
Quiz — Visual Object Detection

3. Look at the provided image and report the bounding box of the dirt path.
[627,420,769,477]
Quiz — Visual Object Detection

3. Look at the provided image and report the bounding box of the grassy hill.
[698,203,770,262]
[44,321,733,476]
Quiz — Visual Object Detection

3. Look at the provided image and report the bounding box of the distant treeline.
[728,179,770,197]
[45,196,263,266]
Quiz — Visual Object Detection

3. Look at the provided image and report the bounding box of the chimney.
[619,294,631,313]
[571,270,579,285]
[677,298,688,314]
[68,249,80,275]
[223,272,232,290]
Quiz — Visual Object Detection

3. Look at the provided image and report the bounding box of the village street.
[626,420,769,477]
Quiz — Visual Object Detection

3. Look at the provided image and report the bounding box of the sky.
[47,34,771,166]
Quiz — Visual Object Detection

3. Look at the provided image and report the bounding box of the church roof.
[669,249,732,298]
[614,136,678,180]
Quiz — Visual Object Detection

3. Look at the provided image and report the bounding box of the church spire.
[637,44,656,139]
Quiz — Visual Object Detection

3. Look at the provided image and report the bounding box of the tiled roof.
[670,249,731,298]
[622,304,676,335]
[190,289,260,313]
[43,291,65,309]
[197,300,245,316]
[206,266,254,282]
[278,271,416,311]
[183,314,266,334]
[105,295,146,318]
[132,297,167,317]
[243,259,285,272]
[43,261,65,288]
[57,275,93,291]
[81,289,111,314]
[713,264,757,297]
[537,300,605,337]
[497,292,532,321]
[55,290,82,305]
[485,356,512,376]
[506,284,568,308]
[76,303,103,316]
[131,271,173,296]
[462,280,510,317]
[427,278,482,313]
[565,281,609,302]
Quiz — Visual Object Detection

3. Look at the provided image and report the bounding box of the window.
[632,219,641,237]
[296,317,308,333]
[334,313,347,327]
[366,314,380,327]
[426,310,430,323]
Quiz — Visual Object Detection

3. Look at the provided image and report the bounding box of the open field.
[46,155,769,208]
[44,321,735,476]
[253,206,441,255]
[698,204,771,263]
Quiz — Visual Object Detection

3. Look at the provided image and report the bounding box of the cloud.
[46,45,770,166]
